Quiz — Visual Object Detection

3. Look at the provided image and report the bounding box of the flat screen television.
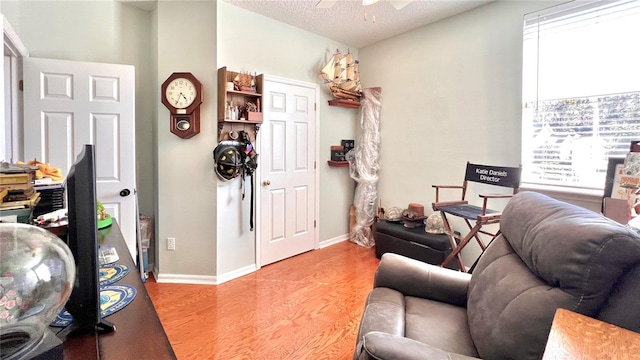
[64,144,115,333]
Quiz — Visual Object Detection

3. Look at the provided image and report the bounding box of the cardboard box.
[247,111,263,122]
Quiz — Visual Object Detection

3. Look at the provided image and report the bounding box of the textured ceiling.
[223,0,494,48]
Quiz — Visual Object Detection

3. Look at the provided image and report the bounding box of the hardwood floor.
[145,240,380,360]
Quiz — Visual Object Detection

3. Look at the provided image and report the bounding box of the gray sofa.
[354,191,640,360]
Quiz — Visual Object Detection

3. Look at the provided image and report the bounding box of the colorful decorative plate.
[99,264,129,286]
[51,284,137,327]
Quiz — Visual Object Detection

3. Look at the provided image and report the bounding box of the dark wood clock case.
[161,72,203,139]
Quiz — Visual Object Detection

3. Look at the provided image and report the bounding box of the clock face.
[165,78,197,109]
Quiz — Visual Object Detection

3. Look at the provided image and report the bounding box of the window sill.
[520,183,604,211]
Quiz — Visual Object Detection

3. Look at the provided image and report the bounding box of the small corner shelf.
[327,160,349,167]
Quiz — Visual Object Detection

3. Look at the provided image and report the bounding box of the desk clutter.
[1,161,65,224]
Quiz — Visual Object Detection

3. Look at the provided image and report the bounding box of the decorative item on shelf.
[331,145,346,162]
[233,71,256,93]
[320,49,362,107]
[341,139,355,153]
[245,100,263,122]
[97,201,112,229]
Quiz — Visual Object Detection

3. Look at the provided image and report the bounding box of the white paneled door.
[23,58,137,260]
[260,77,317,266]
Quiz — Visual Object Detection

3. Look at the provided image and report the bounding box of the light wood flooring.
[145,240,380,360]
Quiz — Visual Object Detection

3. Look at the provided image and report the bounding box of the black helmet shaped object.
[214,144,243,180]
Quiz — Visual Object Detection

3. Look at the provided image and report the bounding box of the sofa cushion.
[405,297,478,357]
[468,191,640,359]
[360,332,481,360]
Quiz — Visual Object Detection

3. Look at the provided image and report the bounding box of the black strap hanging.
[249,173,255,231]
[238,130,258,231]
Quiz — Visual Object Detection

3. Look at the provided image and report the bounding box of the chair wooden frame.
[432,162,522,272]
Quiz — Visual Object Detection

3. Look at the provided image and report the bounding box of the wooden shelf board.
[227,90,262,97]
[327,161,349,167]
[221,119,263,124]
[328,99,360,109]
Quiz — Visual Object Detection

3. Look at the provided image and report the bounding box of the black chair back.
[464,162,522,189]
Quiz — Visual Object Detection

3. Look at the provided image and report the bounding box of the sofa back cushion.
[467,191,640,359]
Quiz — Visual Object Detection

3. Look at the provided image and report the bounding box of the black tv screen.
[65,144,115,333]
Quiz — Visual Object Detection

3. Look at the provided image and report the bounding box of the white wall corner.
[319,234,349,249]
[214,264,257,284]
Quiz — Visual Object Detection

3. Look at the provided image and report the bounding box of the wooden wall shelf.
[327,161,349,167]
[222,119,262,125]
[328,99,360,109]
[217,66,264,142]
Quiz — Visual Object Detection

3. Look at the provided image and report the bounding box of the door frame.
[3,15,29,163]
[255,74,320,269]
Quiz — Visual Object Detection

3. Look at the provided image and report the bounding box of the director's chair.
[432,162,522,272]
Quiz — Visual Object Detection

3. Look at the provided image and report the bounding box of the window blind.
[522,0,640,191]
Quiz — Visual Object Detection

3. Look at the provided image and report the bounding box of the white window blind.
[522,0,640,191]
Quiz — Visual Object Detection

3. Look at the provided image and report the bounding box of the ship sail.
[319,49,362,102]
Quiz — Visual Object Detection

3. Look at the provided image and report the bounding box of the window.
[522,0,640,192]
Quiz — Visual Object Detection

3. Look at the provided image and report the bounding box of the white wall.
[359,0,560,264]
[155,1,217,277]
[216,1,358,275]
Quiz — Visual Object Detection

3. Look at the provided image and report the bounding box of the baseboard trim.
[319,233,349,248]
[154,264,257,285]
[154,273,217,285]
[215,264,257,284]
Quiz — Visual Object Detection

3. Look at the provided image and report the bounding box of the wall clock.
[161,72,203,139]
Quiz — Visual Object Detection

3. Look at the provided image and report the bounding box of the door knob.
[262,180,271,186]
[120,189,131,197]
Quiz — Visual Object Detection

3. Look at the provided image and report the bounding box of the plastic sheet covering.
[347,87,382,247]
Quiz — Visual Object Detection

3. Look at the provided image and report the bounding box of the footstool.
[374,220,457,269]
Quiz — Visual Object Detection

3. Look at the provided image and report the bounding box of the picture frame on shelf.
[604,157,625,200]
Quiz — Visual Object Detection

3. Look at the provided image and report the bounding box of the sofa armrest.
[359,332,481,360]
[373,253,470,307]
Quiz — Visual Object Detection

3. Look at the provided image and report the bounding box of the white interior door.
[23,57,137,260]
[260,77,317,266]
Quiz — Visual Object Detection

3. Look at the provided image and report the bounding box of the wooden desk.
[50,221,176,360]
[542,308,640,359]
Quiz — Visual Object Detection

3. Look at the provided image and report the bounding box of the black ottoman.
[374,220,457,269]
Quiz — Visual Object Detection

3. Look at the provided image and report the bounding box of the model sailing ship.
[320,49,362,106]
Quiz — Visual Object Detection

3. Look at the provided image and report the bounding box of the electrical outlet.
[167,237,176,251]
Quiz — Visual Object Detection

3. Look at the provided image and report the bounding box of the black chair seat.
[439,204,499,220]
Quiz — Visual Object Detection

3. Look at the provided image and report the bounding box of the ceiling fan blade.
[316,0,338,8]
[390,0,414,10]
